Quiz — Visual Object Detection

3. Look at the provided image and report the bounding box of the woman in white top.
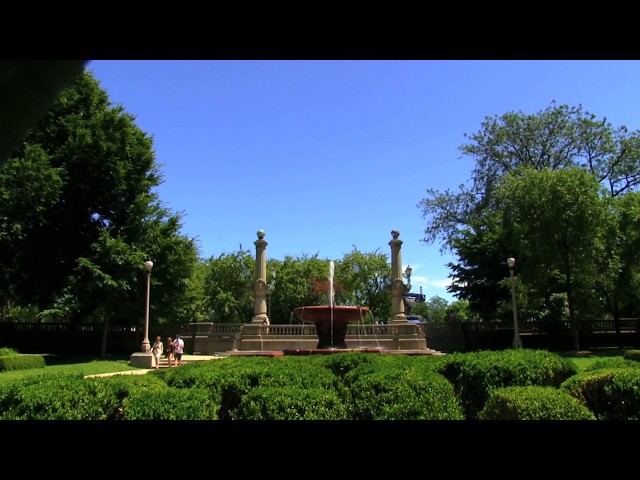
[151,336,164,369]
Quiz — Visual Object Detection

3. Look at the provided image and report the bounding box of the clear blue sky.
[88,60,640,303]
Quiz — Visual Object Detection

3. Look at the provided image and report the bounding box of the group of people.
[151,334,185,369]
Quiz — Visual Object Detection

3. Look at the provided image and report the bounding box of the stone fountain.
[225,230,434,356]
[293,305,370,349]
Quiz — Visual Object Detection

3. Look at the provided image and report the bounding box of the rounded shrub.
[562,367,640,420]
[232,385,349,420]
[347,367,464,420]
[478,385,596,420]
[435,349,578,419]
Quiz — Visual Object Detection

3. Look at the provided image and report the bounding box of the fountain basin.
[293,305,370,349]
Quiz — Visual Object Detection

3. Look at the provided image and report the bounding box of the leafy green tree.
[420,101,640,254]
[594,193,640,346]
[422,295,450,323]
[0,71,199,341]
[267,254,330,325]
[496,167,609,351]
[446,210,512,320]
[203,248,255,324]
[420,101,640,330]
[334,247,391,322]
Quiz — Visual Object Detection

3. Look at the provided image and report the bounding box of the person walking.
[151,336,164,369]
[173,334,185,366]
[165,336,175,367]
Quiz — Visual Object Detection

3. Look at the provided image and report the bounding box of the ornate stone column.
[389,229,410,323]
[251,230,270,324]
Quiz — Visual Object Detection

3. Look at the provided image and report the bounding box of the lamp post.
[507,257,522,348]
[142,259,153,353]
[404,264,412,290]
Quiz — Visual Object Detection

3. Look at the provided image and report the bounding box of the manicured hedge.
[562,367,640,420]
[478,385,596,420]
[434,349,578,419]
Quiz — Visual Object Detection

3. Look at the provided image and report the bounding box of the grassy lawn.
[559,348,628,372]
[0,355,140,385]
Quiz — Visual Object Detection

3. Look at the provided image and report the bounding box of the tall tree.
[496,166,609,351]
[419,101,640,254]
[203,248,255,324]
[334,247,391,322]
[0,70,199,339]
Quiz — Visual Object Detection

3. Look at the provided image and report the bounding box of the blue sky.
[88,60,640,302]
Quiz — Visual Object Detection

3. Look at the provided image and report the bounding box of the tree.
[334,247,392,322]
[267,254,330,325]
[203,248,255,324]
[419,101,640,253]
[496,166,609,351]
[0,71,199,343]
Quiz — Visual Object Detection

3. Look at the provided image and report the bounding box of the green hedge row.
[0,354,45,372]
[1,349,640,420]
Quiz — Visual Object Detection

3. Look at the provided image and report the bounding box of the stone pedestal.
[129,352,154,368]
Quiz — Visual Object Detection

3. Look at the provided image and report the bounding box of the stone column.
[251,230,269,324]
[389,229,409,323]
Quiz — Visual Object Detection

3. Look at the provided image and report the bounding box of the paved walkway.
[85,354,227,378]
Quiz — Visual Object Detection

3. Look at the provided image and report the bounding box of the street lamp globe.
[404,265,412,282]
[145,259,154,272]
[507,257,515,269]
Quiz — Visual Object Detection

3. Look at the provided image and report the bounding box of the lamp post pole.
[507,257,522,348]
[142,259,153,353]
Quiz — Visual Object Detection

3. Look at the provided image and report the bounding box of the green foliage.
[233,385,349,420]
[623,350,640,362]
[0,373,123,420]
[584,357,640,372]
[435,349,578,419]
[346,366,464,420]
[268,254,332,324]
[478,386,596,420]
[334,247,391,320]
[0,70,199,331]
[305,350,382,379]
[0,354,45,372]
[421,101,640,324]
[422,295,450,323]
[203,248,255,324]
[122,387,219,420]
[0,347,18,356]
[562,367,640,420]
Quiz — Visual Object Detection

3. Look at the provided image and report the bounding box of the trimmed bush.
[0,354,45,372]
[584,357,640,372]
[155,356,345,420]
[233,385,349,420]
[0,373,123,419]
[122,387,219,420]
[478,386,596,420]
[347,367,464,420]
[562,367,640,420]
[623,350,640,362]
[435,349,578,419]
